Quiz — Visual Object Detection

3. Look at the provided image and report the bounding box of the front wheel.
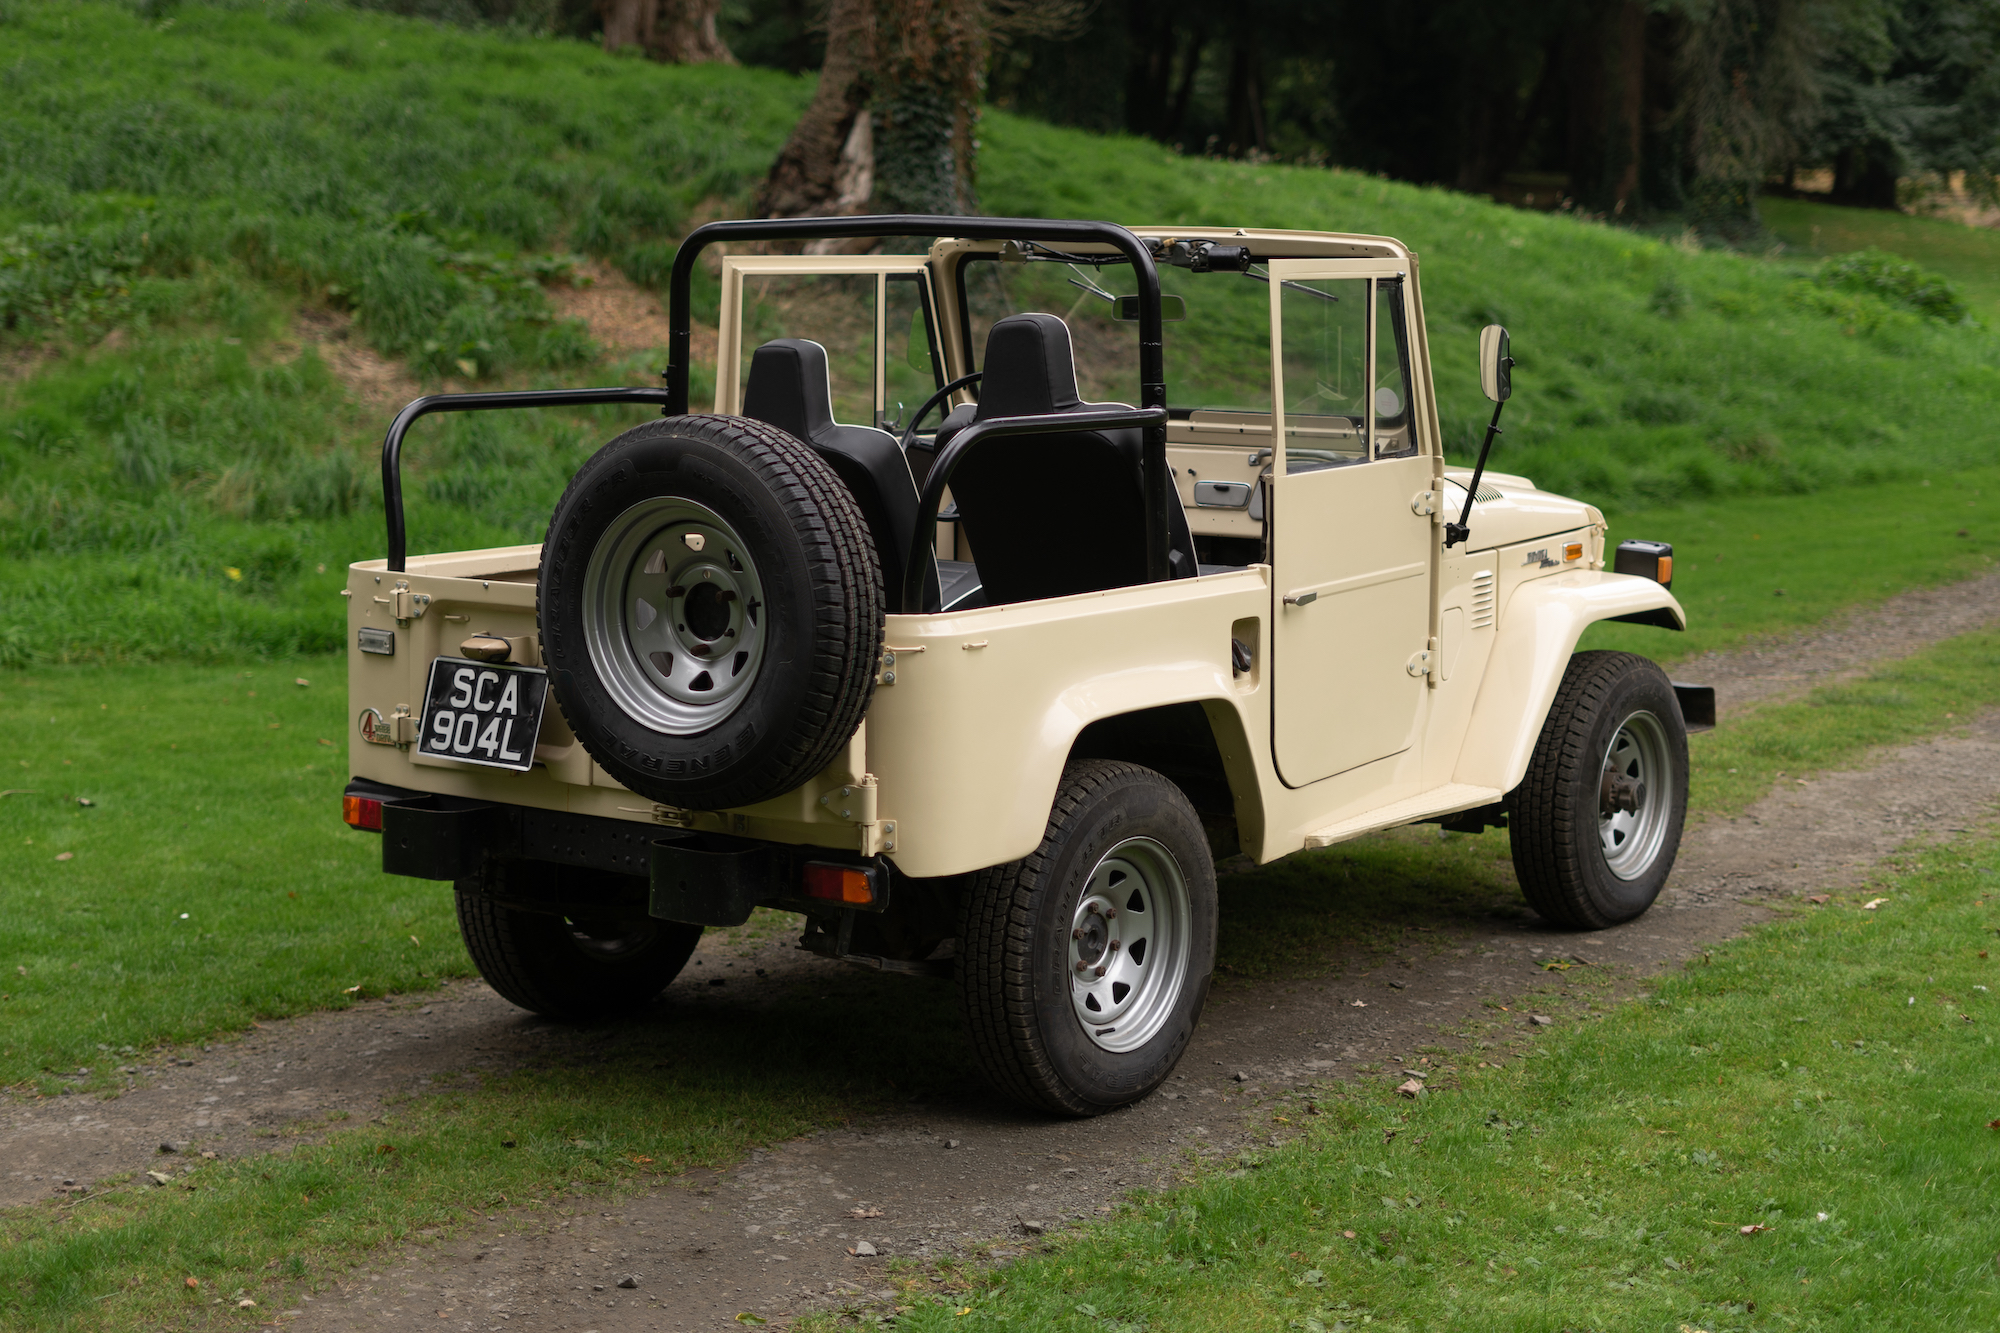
[958,760,1217,1116]
[454,861,703,1020]
[1510,650,1689,929]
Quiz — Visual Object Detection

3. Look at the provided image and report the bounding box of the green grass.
[894,839,2000,1333]
[0,660,468,1089]
[1761,195,2000,324]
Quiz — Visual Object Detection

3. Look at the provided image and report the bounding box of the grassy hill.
[2,0,1998,666]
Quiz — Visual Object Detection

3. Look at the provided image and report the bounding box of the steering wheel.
[899,371,983,452]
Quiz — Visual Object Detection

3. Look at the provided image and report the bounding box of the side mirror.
[1479,325,1512,402]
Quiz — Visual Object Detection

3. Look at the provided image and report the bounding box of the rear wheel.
[1510,651,1689,929]
[454,860,701,1020]
[958,761,1217,1116]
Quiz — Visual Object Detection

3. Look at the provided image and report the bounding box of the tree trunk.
[599,0,734,64]
[599,0,652,56]
[650,0,734,64]
[758,0,877,216]
[758,0,986,219]
[1566,0,1647,214]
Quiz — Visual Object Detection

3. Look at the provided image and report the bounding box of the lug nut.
[1074,961,1089,973]
[1085,903,1101,916]
[1103,907,1117,919]
[1094,965,1108,978]
[1071,928,1085,941]
[1107,939,1120,952]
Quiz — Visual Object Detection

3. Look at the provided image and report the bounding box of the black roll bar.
[379,387,673,573]
[668,215,1174,585]
[901,407,1170,615]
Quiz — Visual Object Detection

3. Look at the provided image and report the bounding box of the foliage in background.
[0,0,805,358]
[2,0,1998,669]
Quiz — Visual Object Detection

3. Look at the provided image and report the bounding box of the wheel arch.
[1067,700,1267,862]
[1451,572,1687,794]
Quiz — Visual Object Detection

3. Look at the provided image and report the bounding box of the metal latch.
[388,704,417,745]
[620,804,700,828]
[1406,639,1438,678]
[1410,490,1438,516]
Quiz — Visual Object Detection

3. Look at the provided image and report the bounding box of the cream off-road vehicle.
[341,215,1709,1116]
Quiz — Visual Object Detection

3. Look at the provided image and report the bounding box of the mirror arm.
[1444,399,1506,550]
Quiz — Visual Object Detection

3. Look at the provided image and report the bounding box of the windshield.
[958,251,1272,415]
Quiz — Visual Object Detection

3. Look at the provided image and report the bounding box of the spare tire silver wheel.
[540,414,882,811]
[1510,650,1689,929]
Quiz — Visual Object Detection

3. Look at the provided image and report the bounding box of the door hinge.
[380,580,431,623]
[1410,489,1438,517]
[1406,638,1438,678]
[818,776,880,824]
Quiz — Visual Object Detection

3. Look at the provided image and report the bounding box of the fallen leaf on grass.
[1395,1079,1425,1098]
[1987,1119,2000,1129]
[54,852,72,862]
[1805,894,1830,905]
[629,1155,655,1165]
[146,1172,173,1186]
[184,1277,199,1290]
[1862,898,1888,910]
[317,738,334,747]
[1348,1000,1368,1008]
[734,1316,766,1326]
[237,1298,257,1308]
[847,1207,883,1219]
[342,985,362,995]
[295,678,311,688]
[1739,1224,1771,1235]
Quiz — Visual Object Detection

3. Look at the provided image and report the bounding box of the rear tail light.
[1613,539,1674,590]
[803,861,879,907]
[343,794,383,831]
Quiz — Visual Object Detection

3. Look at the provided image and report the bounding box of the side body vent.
[1469,570,1496,630]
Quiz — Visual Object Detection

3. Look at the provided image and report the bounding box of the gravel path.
[12,570,2000,1330]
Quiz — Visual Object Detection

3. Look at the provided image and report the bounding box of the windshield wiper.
[1243,265,1344,303]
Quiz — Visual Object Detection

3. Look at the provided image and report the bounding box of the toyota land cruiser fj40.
[341,215,1709,1116]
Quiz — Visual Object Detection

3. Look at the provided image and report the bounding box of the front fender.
[1451,571,1685,794]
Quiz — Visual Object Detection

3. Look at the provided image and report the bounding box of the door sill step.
[1301,783,1504,849]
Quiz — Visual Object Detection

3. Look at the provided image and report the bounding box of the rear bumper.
[341,779,885,927]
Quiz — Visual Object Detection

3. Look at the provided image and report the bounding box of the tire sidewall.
[540,416,840,808]
[1028,775,1217,1111]
[1572,660,1688,920]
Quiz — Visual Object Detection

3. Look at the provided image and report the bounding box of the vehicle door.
[1265,260,1433,787]
[715,255,944,434]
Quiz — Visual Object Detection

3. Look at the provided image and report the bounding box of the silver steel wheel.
[1598,710,1675,881]
[582,497,767,736]
[1067,837,1193,1054]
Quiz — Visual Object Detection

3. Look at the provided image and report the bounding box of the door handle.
[1282,591,1318,607]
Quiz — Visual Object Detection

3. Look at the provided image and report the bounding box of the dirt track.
[9,571,2000,1331]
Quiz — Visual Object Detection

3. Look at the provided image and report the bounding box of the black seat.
[946,313,1197,607]
[741,338,957,611]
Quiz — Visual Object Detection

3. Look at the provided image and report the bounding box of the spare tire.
[539,413,882,810]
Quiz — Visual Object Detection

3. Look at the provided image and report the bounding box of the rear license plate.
[417,657,548,772]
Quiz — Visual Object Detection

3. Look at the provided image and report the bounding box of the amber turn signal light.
[803,862,877,906]
[342,794,383,831]
[1563,542,1583,562]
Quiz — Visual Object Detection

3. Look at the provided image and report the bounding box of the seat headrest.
[742,338,836,443]
[976,313,1083,420]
